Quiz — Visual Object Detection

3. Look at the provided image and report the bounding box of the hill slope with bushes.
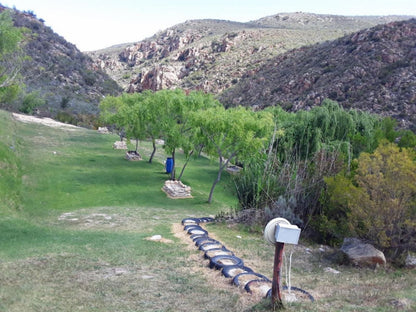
[0,6,121,124]
[220,19,416,130]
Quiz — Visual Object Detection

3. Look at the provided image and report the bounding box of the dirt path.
[172,223,271,307]
[12,113,81,131]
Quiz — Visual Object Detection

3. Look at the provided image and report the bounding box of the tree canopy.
[0,10,26,102]
[191,106,273,203]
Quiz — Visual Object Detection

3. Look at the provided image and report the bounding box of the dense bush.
[317,142,416,261]
[19,91,45,114]
[232,100,386,228]
[233,147,342,228]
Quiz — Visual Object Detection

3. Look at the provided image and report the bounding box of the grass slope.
[0,110,415,311]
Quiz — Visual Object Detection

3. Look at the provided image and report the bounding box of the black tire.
[244,280,272,295]
[184,224,201,231]
[209,255,244,270]
[204,248,234,259]
[198,242,225,252]
[232,272,270,287]
[285,286,315,302]
[181,218,200,225]
[265,286,315,302]
[222,265,253,278]
[187,227,208,235]
[199,217,215,223]
[194,237,218,247]
[190,233,208,241]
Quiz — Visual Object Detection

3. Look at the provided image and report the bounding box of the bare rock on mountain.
[220,19,416,130]
[128,65,183,92]
[88,14,409,96]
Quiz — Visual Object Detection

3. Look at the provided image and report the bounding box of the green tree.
[99,94,125,136]
[397,129,416,149]
[141,90,163,163]
[119,93,146,153]
[191,106,273,203]
[155,89,220,180]
[100,93,145,153]
[0,10,26,103]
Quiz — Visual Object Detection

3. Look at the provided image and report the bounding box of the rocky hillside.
[6,6,121,120]
[220,19,416,130]
[89,13,408,95]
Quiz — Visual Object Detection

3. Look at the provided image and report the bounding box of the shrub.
[19,91,45,114]
[319,141,416,260]
[55,111,76,125]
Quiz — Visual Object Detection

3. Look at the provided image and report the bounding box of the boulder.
[340,238,386,267]
[162,180,192,199]
[113,141,127,150]
[125,150,142,161]
[405,252,416,269]
[97,127,109,134]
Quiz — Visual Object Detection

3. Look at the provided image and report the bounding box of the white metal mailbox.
[275,223,301,245]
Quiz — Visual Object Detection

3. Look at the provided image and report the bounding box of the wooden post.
[271,242,285,308]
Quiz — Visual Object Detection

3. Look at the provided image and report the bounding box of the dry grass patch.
[173,222,290,309]
[0,249,245,312]
[200,222,416,311]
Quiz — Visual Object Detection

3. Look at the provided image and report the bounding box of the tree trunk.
[149,138,156,163]
[135,139,139,153]
[178,150,194,181]
[170,149,176,180]
[207,158,227,204]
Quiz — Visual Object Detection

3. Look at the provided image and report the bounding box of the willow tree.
[191,106,273,203]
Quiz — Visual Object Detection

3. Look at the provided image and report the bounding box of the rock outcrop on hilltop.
[220,19,416,130]
[89,14,407,95]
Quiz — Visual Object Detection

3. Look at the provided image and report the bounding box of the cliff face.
[220,19,416,130]
[89,13,407,95]
[7,7,121,117]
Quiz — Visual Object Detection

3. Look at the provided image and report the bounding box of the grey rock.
[340,238,386,267]
[405,252,416,269]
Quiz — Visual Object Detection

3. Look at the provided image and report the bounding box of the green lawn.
[1,110,415,312]
[0,110,243,311]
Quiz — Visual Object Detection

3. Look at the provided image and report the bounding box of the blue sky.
[3,0,416,51]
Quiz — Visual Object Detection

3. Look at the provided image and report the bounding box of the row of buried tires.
[182,217,274,298]
[181,217,315,302]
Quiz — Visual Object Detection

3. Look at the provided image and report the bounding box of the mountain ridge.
[219,19,416,130]
[1,5,415,129]
[88,13,410,95]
